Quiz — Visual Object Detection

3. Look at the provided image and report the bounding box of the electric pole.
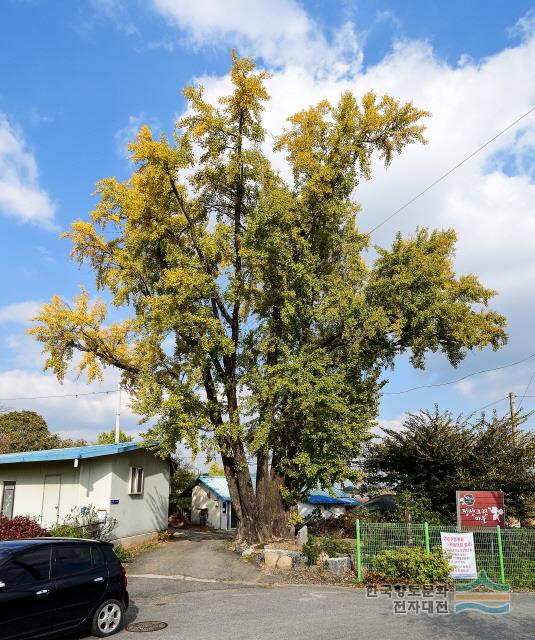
[509,391,516,445]
[115,381,122,444]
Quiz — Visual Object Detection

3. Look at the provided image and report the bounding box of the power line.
[383,352,535,395]
[519,370,535,408]
[0,390,116,402]
[467,396,508,417]
[368,105,535,234]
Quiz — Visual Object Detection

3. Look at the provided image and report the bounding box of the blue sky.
[1,0,535,446]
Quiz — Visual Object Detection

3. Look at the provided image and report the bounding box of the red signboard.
[456,490,505,528]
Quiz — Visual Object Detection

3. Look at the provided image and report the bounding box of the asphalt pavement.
[117,577,535,640]
[72,530,535,640]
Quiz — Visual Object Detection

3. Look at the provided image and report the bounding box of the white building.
[0,442,170,547]
[190,476,359,530]
[191,476,237,530]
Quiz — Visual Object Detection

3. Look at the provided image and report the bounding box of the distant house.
[190,476,360,530]
[191,476,237,530]
[0,442,170,547]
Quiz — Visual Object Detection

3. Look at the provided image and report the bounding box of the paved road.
[127,529,274,584]
[118,579,535,640]
[79,530,535,639]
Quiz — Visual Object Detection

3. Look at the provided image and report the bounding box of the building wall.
[0,458,111,529]
[109,449,170,540]
[191,484,225,529]
[0,450,170,540]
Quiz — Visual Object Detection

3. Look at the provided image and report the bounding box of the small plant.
[113,544,133,563]
[303,536,353,564]
[287,511,304,528]
[370,547,452,584]
[157,528,173,542]
[56,505,117,541]
[49,524,92,539]
[0,515,48,540]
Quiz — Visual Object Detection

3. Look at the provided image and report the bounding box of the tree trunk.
[221,444,289,543]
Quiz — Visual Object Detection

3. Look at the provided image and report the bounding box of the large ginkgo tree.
[31,54,506,542]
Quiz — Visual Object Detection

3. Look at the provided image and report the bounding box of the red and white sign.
[440,531,478,579]
[456,490,505,527]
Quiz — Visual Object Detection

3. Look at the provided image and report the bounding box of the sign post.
[440,531,478,580]
[456,490,505,528]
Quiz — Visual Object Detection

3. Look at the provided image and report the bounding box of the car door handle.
[94,577,104,583]
[36,589,50,597]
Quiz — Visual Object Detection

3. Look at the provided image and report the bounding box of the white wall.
[191,484,225,529]
[0,459,111,529]
[110,449,170,539]
[0,449,170,540]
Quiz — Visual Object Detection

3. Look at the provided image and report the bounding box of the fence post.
[355,518,362,583]
[424,522,430,555]
[496,525,506,585]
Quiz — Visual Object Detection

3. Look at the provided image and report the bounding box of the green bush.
[303,536,353,564]
[49,524,92,539]
[370,547,452,584]
[113,544,133,563]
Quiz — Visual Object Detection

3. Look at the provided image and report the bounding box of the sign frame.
[456,490,505,528]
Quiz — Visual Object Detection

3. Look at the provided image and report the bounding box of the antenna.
[115,381,122,444]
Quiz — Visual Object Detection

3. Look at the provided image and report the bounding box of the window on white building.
[129,467,144,495]
[1,482,15,519]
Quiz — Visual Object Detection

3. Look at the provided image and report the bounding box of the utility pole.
[509,391,516,445]
[115,381,122,444]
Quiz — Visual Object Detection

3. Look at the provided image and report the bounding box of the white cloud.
[0,301,42,325]
[115,114,160,159]
[373,416,406,436]
[89,0,139,36]
[151,0,362,75]
[0,368,142,441]
[0,114,57,229]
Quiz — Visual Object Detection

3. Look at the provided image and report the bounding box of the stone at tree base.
[276,555,293,570]
[327,556,352,574]
[241,547,255,558]
[264,550,280,569]
[296,525,308,547]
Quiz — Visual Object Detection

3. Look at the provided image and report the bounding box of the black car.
[0,538,129,639]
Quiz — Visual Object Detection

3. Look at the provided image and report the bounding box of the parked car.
[0,538,129,639]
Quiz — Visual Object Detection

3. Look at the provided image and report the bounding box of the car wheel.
[91,599,124,637]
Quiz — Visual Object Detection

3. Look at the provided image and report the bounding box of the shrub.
[55,506,117,541]
[0,515,48,540]
[303,535,353,564]
[113,544,133,563]
[49,524,92,539]
[370,547,452,584]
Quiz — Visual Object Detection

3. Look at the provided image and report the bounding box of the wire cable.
[383,352,535,395]
[467,396,508,417]
[0,390,116,402]
[367,105,535,234]
[519,371,535,408]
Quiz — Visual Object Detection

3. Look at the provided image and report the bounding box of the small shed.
[191,476,237,530]
[0,442,170,547]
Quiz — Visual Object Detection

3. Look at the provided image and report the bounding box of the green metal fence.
[355,521,535,588]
